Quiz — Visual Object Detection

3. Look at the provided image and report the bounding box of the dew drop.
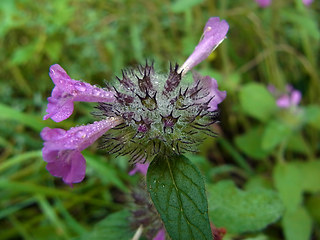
[75,82,86,92]
[76,130,87,138]
[92,88,101,96]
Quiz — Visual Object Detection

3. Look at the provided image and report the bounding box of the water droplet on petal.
[76,130,87,138]
[92,88,101,96]
[75,82,86,92]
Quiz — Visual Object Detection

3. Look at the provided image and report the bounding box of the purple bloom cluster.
[41,17,229,185]
[255,0,314,7]
[268,85,302,109]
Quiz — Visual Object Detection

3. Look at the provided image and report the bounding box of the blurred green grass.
[0,0,319,239]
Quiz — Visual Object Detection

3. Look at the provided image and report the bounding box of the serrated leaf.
[207,181,284,234]
[147,154,212,240]
[282,206,312,240]
[239,83,277,122]
[235,127,271,160]
[80,210,134,240]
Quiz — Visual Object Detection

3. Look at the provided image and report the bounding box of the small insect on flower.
[41,17,229,184]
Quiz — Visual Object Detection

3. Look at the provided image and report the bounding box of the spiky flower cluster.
[41,17,229,185]
[95,61,219,163]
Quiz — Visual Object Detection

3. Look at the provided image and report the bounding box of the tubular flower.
[41,118,121,185]
[179,17,229,74]
[42,17,228,184]
[44,64,115,122]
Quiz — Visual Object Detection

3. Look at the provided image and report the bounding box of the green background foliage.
[0,0,319,239]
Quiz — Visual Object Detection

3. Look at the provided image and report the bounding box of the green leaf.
[147,154,212,240]
[274,161,320,212]
[282,206,312,240]
[306,194,320,224]
[239,83,277,122]
[304,105,320,130]
[0,103,46,131]
[81,210,134,240]
[273,162,303,212]
[207,181,284,234]
[287,134,310,155]
[235,127,271,160]
[295,161,320,193]
[262,120,292,151]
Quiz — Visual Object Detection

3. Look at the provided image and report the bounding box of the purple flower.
[277,89,302,109]
[153,228,166,240]
[302,0,313,6]
[255,0,272,7]
[192,72,226,111]
[268,85,302,109]
[41,118,121,185]
[129,162,149,176]
[179,17,229,75]
[42,17,228,184]
[44,64,115,122]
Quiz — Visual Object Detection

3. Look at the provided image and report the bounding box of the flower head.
[95,60,226,162]
[42,17,229,184]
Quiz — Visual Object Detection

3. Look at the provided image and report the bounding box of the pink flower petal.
[129,162,149,176]
[41,118,121,184]
[302,0,313,6]
[153,228,166,240]
[179,17,229,74]
[192,72,226,111]
[46,150,86,184]
[276,95,291,108]
[255,0,272,8]
[290,90,302,106]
